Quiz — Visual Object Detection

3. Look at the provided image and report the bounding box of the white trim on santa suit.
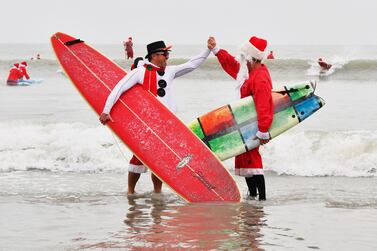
[234,36,267,98]
[128,163,147,173]
[235,168,264,177]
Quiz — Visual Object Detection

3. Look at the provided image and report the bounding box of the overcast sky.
[1,0,376,45]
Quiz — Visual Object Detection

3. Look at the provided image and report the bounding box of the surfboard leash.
[109,130,129,162]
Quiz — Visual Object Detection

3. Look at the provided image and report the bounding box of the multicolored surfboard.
[188,82,325,160]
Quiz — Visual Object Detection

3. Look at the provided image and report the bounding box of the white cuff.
[256,131,270,140]
[212,47,220,55]
[102,108,110,114]
[235,168,264,177]
[129,164,147,173]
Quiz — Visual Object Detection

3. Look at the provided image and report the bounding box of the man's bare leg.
[151,173,162,193]
[128,172,141,195]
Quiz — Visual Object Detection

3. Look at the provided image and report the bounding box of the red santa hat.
[240,36,267,61]
[14,63,19,68]
[21,61,27,66]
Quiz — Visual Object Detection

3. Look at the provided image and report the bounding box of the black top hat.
[145,41,172,58]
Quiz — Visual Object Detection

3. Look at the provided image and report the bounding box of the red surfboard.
[51,32,240,202]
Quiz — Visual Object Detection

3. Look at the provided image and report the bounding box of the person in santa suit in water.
[19,61,30,80]
[123,37,134,60]
[318,58,332,71]
[6,63,23,85]
[267,50,275,59]
[207,35,274,200]
[99,40,211,195]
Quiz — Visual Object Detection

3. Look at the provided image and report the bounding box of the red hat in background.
[14,63,19,68]
[240,36,267,60]
[21,61,27,66]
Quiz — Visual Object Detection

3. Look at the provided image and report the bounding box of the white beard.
[235,53,249,99]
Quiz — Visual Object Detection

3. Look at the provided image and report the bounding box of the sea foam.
[1,122,376,177]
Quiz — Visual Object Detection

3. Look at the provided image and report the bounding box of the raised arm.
[170,49,211,78]
[208,36,240,80]
[214,49,240,80]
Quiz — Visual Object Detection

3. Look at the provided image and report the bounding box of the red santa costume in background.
[267,51,274,59]
[7,63,23,85]
[211,36,273,200]
[124,37,134,60]
[318,58,332,70]
[19,61,30,80]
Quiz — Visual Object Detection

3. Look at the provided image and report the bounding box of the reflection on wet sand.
[82,193,267,250]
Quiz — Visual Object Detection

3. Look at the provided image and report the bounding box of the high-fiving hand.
[207,36,217,50]
[99,113,112,125]
[253,135,270,145]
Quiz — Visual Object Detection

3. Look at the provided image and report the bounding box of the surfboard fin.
[64,39,84,46]
[310,80,317,93]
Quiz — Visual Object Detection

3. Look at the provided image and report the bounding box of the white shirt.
[103,49,210,114]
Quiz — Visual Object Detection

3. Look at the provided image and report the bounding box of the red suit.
[7,66,23,84]
[318,61,331,70]
[267,52,274,59]
[19,65,30,80]
[125,40,134,59]
[215,49,273,176]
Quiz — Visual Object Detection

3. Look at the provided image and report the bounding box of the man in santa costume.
[100,40,211,195]
[19,61,30,80]
[6,63,23,85]
[267,50,275,59]
[207,36,274,200]
[124,37,134,60]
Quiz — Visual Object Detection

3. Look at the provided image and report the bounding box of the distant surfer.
[6,63,23,85]
[318,58,332,71]
[267,50,274,59]
[208,36,273,201]
[31,54,41,61]
[100,40,211,195]
[123,37,134,60]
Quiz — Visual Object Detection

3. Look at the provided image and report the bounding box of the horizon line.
[0,42,377,47]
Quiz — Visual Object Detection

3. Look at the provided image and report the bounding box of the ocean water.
[0,44,376,250]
